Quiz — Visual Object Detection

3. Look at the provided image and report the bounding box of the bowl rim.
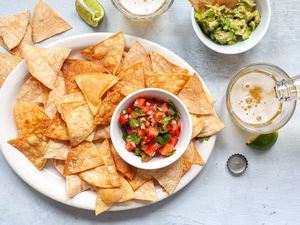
[110,88,192,170]
[190,0,271,54]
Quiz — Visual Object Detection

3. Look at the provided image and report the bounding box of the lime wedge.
[246,131,278,150]
[75,0,105,27]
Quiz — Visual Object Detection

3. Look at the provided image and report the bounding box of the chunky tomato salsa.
[118,97,181,162]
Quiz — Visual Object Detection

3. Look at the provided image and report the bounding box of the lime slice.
[75,0,105,27]
[246,131,278,150]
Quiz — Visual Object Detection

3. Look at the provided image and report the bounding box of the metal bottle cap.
[227,154,248,176]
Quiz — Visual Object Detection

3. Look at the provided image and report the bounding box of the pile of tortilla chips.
[8,32,224,215]
[0,0,71,87]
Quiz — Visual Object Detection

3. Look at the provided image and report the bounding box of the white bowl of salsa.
[110,88,192,170]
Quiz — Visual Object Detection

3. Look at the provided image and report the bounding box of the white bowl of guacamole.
[191,0,271,54]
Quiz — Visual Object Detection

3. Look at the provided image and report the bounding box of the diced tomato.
[145,121,150,128]
[153,112,165,120]
[159,143,174,156]
[141,105,150,114]
[118,113,129,125]
[168,124,181,137]
[144,143,160,156]
[134,98,146,108]
[137,127,146,137]
[170,136,178,146]
[125,141,136,152]
[141,136,151,145]
[161,103,169,112]
[148,126,159,138]
[127,106,134,114]
[127,129,132,135]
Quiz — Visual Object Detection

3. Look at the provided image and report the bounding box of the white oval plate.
[0,33,216,212]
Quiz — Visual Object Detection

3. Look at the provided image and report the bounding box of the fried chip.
[44,139,69,160]
[110,144,136,180]
[0,51,21,87]
[196,112,225,137]
[53,159,65,175]
[117,41,148,73]
[45,72,67,118]
[95,176,134,215]
[98,139,116,167]
[80,32,125,75]
[60,101,96,146]
[144,55,152,74]
[129,169,155,191]
[94,89,124,125]
[74,72,119,115]
[32,0,72,43]
[56,92,85,114]
[134,180,156,201]
[17,76,49,107]
[0,10,29,50]
[93,125,111,141]
[61,59,106,94]
[10,24,32,58]
[153,160,182,194]
[112,62,145,96]
[181,141,194,175]
[193,143,205,166]
[64,142,104,175]
[178,74,213,114]
[44,113,69,141]
[145,73,191,95]
[66,175,91,198]
[79,165,121,188]
[22,44,71,89]
[150,51,189,74]
[8,132,49,170]
[190,114,204,138]
[14,102,51,136]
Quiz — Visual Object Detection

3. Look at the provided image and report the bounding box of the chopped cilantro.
[129,119,146,128]
[196,136,211,142]
[126,133,141,145]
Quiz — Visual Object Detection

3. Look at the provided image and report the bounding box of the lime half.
[246,131,278,150]
[75,0,105,27]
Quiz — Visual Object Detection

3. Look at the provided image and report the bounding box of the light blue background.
[0,1,300,225]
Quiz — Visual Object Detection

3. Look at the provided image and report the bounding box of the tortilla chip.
[44,139,69,160]
[178,74,213,114]
[134,180,156,201]
[129,169,155,191]
[153,160,182,194]
[193,143,205,165]
[145,73,191,95]
[45,72,66,118]
[8,132,49,170]
[0,52,21,87]
[64,142,104,175]
[79,165,121,188]
[94,89,124,125]
[144,55,152,74]
[53,159,65,175]
[112,62,145,96]
[44,113,69,141]
[10,24,33,58]
[190,114,204,138]
[66,175,90,198]
[22,44,71,89]
[99,139,116,167]
[56,92,85,114]
[14,102,51,136]
[60,101,96,146]
[61,59,106,94]
[74,73,119,115]
[32,0,72,43]
[95,176,134,215]
[93,125,111,141]
[80,32,125,75]
[196,112,225,137]
[17,76,49,107]
[150,51,189,74]
[181,141,195,175]
[117,41,148,73]
[110,144,136,180]
[189,0,238,12]
[0,10,29,50]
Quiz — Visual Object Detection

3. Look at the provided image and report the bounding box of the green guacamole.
[195,0,260,45]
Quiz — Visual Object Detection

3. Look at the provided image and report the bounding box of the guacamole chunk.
[195,0,261,45]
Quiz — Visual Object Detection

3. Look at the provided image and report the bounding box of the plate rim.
[0,32,216,212]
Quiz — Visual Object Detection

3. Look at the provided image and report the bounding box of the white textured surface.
[0,1,300,225]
